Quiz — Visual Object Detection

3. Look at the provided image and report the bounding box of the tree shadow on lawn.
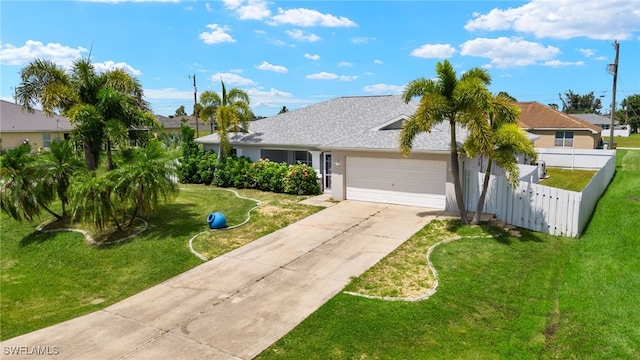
[444,219,545,246]
[19,202,204,249]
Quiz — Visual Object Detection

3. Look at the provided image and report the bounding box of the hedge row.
[179,155,321,195]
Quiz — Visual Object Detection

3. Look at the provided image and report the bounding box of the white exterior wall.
[330,150,456,210]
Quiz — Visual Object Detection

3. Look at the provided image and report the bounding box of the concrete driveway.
[1,200,441,360]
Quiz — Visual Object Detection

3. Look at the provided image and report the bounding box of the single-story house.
[156,115,202,133]
[195,95,471,210]
[517,102,602,149]
[569,113,630,137]
[0,99,74,151]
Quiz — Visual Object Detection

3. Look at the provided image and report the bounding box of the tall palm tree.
[15,58,149,171]
[109,140,178,227]
[199,90,219,134]
[463,93,537,224]
[400,60,491,224]
[205,80,251,159]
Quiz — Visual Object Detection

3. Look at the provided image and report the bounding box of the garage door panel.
[346,157,446,208]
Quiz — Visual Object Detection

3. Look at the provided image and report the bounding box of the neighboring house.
[156,115,199,133]
[0,99,74,151]
[570,113,630,137]
[196,95,470,211]
[517,102,602,149]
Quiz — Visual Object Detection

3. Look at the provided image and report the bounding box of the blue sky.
[1,0,639,117]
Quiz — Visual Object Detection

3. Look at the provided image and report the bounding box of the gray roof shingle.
[1,100,74,132]
[195,95,466,152]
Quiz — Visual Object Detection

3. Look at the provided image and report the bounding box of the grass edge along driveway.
[258,149,640,360]
[0,185,322,341]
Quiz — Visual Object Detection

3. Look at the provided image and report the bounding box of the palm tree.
[0,145,46,221]
[15,58,149,171]
[96,86,156,170]
[69,170,119,230]
[109,140,179,227]
[205,80,251,159]
[400,60,492,224]
[32,140,85,218]
[462,93,537,224]
[199,90,219,134]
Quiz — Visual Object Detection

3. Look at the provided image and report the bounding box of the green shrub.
[245,159,287,192]
[284,162,321,195]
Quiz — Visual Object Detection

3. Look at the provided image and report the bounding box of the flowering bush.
[283,162,321,195]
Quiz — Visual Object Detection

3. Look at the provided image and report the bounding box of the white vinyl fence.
[464,150,616,237]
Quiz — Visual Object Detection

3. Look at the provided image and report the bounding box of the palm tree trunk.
[106,139,113,171]
[449,120,469,224]
[472,157,492,225]
[83,140,97,171]
[37,201,62,221]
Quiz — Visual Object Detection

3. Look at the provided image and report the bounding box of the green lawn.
[258,150,640,359]
[0,185,321,340]
[604,133,640,148]
[541,167,597,191]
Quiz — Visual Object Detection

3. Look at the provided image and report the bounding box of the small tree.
[32,140,85,218]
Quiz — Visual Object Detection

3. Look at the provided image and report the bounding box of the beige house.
[0,100,74,151]
[517,101,602,149]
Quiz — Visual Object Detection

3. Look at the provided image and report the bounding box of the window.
[294,151,312,167]
[42,133,52,148]
[555,131,574,147]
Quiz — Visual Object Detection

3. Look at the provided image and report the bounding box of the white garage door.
[346,157,447,208]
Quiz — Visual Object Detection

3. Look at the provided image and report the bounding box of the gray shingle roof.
[1,100,74,132]
[195,95,467,152]
[570,113,616,126]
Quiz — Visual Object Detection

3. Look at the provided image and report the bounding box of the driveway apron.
[1,201,440,360]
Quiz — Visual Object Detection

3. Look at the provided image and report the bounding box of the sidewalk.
[1,200,441,360]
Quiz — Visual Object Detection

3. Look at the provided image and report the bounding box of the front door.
[324,152,332,190]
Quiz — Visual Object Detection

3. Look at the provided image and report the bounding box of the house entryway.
[323,152,332,191]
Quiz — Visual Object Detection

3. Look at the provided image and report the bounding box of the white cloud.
[351,36,374,44]
[305,53,320,60]
[230,68,243,74]
[594,56,608,61]
[464,0,640,40]
[210,72,256,85]
[94,60,142,75]
[411,44,456,59]
[205,2,212,12]
[306,72,338,80]
[199,24,235,44]
[143,87,193,100]
[337,61,352,67]
[222,0,270,20]
[579,48,596,57]
[222,0,243,9]
[364,71,374,76]
[543,60,585,68]
[0,40,87,66]
[374,59,383,64]
[285,29,321,42]
[271,7,357,27]
[363,83,403,94]
[460,37,560,68]
[185,6,193,11]
[255,61,288,73]
[339,75,358,81]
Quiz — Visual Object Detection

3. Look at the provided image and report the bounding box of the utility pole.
[608,40,619,148]
[190,74,199,136]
